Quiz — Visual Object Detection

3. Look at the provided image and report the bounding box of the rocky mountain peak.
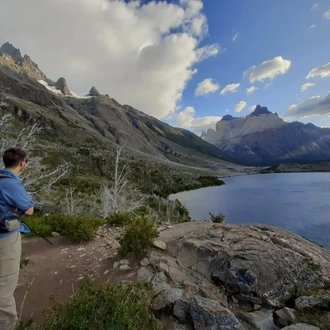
[55,77,72,96]
[22,55,46,80]
[220,114,236,121]
[89,86,100,97]
[249,105,272,117]
[0,42,23,64]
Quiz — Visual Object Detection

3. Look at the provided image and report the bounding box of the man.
[0,148,35,330]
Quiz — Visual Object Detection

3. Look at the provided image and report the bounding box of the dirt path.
[15,226,141,325]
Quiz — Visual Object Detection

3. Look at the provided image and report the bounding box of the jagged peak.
[0,42,23,63]
[55,77,72,96]
[220,114,237,121]
[248,105,273,117]
[89,86,100,97]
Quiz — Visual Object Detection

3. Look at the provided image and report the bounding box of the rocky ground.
[16,222,330,329]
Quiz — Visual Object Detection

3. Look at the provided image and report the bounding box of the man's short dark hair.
[3,148,27,168]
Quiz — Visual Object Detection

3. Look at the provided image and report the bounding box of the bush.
[27,278,162,330]
[106,212,133,226]
[27,214,103,242]
[209,212,225,223]
[118,216,159,258]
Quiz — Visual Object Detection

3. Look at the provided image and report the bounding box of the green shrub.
[27,214,103,242]
[106,212,133,226]
[33,278,162,330]
[209,212,225,223]
[118,216,159,258]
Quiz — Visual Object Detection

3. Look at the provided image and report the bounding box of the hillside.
[203,105,330,166]
[0,42,251,198]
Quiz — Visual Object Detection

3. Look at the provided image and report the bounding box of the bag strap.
[0,174,15,222]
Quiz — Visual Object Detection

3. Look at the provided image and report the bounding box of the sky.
[0,0,330,135]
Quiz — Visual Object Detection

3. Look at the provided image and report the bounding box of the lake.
[170,173,330,250]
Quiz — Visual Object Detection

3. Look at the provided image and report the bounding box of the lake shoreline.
[170,172,330,249]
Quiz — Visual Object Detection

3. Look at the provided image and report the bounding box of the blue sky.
[175,0,330,131]
[0,0,329,134]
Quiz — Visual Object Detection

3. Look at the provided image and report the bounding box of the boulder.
[275,307,297,327]
[190,296,242,330]
[295,294,330,310]
[160,222,330,307]
[137,266,153,282]
[239,309,276,330]
[173,299,191,323]
[151,288,183,311]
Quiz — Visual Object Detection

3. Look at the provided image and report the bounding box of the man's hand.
[24,207,34,216]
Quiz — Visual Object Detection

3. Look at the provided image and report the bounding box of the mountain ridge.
[203,105,330,166]
[0,42,237,172]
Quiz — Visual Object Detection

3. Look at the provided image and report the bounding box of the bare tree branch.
[98,146,147,217]
[0,113,70,201]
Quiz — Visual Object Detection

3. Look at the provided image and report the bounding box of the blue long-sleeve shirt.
[0,169,35,238]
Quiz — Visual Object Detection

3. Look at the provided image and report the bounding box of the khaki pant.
[0,233,21,330]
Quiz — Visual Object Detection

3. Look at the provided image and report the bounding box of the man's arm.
[2,180,36,215]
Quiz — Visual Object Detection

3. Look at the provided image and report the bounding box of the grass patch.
[303,258,321,272]
[26,214,103,242]
[106,212,133,226]
[209,212,226,223]
[17,278,162,330]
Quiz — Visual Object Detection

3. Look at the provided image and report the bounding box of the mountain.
[203,105,330,166]
[0,42,243,196]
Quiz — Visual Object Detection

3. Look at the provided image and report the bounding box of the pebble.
[119,259,130,265]
[140,257,150,267]
[153,240,167,251]
[119,265,131,271]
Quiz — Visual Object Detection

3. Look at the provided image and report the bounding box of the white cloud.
[175,106,221,135]
[249,105,257,112]
[220,83,240,95]
[232,33,239,41]
[323,10,330,19]
[265,82,274,89]
[195,78,220,96]
[306,62,330,79]
[177,106,195,128]
[235,101,247,113]
[309,24,316,29]
[0,0,219,119]
[301,82,315,92]
[311,3,319,10]
[246,86,258,95]
[244,56,291,83]
[196,44,220,61]
[284,92,330,119]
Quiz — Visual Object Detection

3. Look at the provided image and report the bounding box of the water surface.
[170,173,330,249]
